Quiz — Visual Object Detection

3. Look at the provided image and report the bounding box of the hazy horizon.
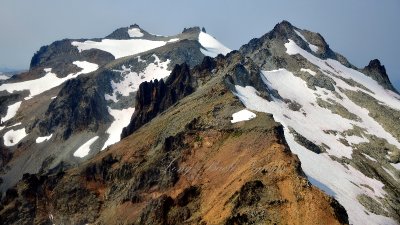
[0,0,399,89]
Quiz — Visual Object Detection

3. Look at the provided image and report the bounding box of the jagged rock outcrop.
[121,63,195,139]
[121,55,219,139]
[362,59,398,92]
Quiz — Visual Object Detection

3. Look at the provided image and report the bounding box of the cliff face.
[0,53,347,225]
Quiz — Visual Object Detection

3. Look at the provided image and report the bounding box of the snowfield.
[231,109,256,123]
[71,38,175,59]
[102,107,135,150]
[105,55,171,102]
[3,128,27,146]
[233,39,400,225]
[0,61,98,99]
[199,31,231,57]
[73,136,99,158]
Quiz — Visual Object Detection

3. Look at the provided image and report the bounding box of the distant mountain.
[0,24,231,192]
[0,21,399,225]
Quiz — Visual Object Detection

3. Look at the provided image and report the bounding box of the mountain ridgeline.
[0,21,399,225]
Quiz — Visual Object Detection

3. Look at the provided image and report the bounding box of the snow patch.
[1,101,22,123]
[300,68,316,76]
[199,31,231,57]
[3,128,27,146]
[36,134,53,143]
[8,122,22,128]
[128,28,144,38]
[105,54,171,102]
[102,107,135,150]
[0,61,98,99]
[362,153,377,162]
[167,38,179,43]
[72,39,168,59]
[73,136,99,158]
[231,109,256,123]
[0,74,9,80]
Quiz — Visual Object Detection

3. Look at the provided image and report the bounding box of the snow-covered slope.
[199,31,231,57]
[0,73,10,80]
[72,39,171,59]
[0,61,98,100]
[235,21,400,225]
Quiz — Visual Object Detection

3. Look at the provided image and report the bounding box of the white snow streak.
[300,68,316,76]
[8,122,21,128]
[36,134,53,143]
[167,38,179,43]
[102,107,135,150]
[73,136,99,158]
[231,109,256,123]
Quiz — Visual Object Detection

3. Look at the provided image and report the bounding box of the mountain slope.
[236,21,400,224]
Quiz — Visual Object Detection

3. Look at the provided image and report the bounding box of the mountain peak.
[129,23,141,29]
[362,59,398,92]
[367,58,384,69]
[275,20,295,30]
[182,26,201,34]
[105,24,148,40]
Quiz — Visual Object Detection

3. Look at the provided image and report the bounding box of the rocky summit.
[0,21,399,225]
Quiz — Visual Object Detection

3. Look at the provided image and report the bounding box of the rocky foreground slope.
[0,21,399,224]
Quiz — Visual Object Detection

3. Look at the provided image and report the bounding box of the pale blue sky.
[0,0,399,89]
